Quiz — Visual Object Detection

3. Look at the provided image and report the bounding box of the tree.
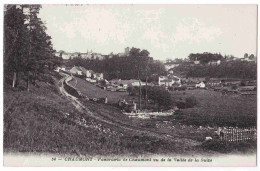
[4,5,28,88]
[249,54,255,60]
[188,52,223,64]
[99,79,106,87]
[4,5,56,91]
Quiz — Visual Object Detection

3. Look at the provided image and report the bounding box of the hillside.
[4,71,257,156]
[3,72,202,156]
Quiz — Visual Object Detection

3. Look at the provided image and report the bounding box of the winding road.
[58,73,201,147]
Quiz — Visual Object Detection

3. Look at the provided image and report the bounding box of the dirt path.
[58,74,201,147]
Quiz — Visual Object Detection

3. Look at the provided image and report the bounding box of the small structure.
[196,81,206,88]
[70,66,83,75]
[207,79,222,87]
[158,76,174,87]
[54,66,61,72]
[95,73,104,81]
[208,60,221,65]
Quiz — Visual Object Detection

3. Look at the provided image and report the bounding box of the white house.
[85,70,91,78]
[196,82,206,88]
[194,60,200,65]
[158,76,174,87]
[54,66,61,72]
[165,63,180,71]
[60,65,66,71]
[96,73,104,80]
[131,80,146,87]
[70,66,83,75]
[208,60,221,65]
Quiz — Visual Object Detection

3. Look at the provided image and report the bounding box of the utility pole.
[145,58,149,109]
[138,69,142,111]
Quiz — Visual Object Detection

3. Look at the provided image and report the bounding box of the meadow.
[171,89,257,127]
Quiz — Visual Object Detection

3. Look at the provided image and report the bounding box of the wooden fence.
[219,127,257,142]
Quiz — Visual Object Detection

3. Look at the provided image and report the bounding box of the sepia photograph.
[3,3,257,167]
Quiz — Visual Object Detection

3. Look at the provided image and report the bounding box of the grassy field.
[171,89,257,127]
[4,74,256,156]
[74,77,128,103]
[3,73,203,156]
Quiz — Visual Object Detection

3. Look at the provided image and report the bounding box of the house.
[95,73,104,81]
[208,60,221,65]
[78,66,88,76]
[54,66,61,72]
[182,77,205,84]
[207,78,222,87]
[110,79,145,88]
[196,82,206,88]
[70,66,83,75]
[84,70,91,78]
[194,60,200,65]
[158,76,174,87]
[60,65,66,71]
[164,63,180,71]
[131,80,146,87]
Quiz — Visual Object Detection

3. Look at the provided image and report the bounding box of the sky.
[39,4,257,60]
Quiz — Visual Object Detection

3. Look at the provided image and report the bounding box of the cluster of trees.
[243,53,256,59]
[127,86,174,111]
[66,48,166,81]
[4,5,61,91]
[182,60,256,79]
[174,53,256,79]
[188,52,223,64]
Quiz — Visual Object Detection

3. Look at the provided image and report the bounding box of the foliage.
[141,86,175,110]
[174,60,256,79]
[188,52,223,64]
[99,79,107,87]
[66,47,166,81]
[4,5,60,90]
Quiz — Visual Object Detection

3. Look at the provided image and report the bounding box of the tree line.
[175,60,256,79]
[188,52,223,64]
[66,47,166,81]
[4,5,60,91]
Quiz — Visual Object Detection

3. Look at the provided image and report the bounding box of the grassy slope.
[4,73,256,156]
[73,77,256,154]
[74,77,128,103]
[171,89,257,127]
[3,73,198,156]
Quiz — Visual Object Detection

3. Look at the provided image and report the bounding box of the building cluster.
[55,66,104,83]
[163,55,257,72]
[181,77,257,93]
[55,47,131,60]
